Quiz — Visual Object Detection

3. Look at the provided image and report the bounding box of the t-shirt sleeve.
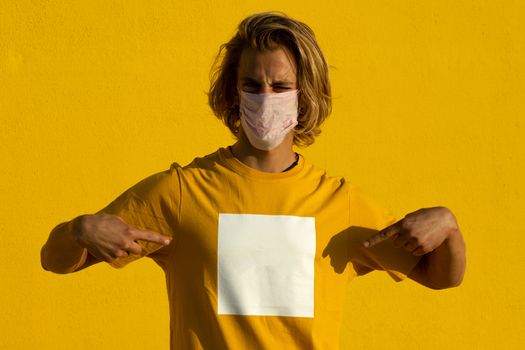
[348,184,421,281]
[96,164,181,268]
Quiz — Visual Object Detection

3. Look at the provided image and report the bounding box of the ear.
[297,91,305,116]
[298,106,305,115]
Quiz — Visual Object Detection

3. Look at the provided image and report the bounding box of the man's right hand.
[74,214,171,264]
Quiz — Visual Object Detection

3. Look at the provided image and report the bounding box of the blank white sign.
[217,213,316,318]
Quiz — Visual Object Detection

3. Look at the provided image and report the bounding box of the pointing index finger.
[363,221,401,248]
[130,228,171,245]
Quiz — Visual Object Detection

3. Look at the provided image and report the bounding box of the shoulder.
[299,156,338,179]
[172,148,224,174]
[304,162,394,229]
[128,166,180,199]
[303,160,348,189]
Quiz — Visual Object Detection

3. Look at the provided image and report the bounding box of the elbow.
[40,246,57,273]
[40,245,51,272]
[40,245,74,274]
[429,282,461,290]
[448,274,465,288]
[427,274,465,290]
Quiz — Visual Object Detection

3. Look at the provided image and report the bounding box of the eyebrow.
[240,77,295,85]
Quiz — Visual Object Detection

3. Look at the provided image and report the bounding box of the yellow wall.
[1,1,524,349]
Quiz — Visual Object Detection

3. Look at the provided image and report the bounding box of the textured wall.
[1,1,524,349]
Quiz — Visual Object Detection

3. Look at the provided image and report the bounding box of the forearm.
[41,216,89,274]
[409,228,466,289]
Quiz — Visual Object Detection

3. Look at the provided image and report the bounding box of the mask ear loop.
[232,93,240,109]
[228,91,241,135]
[293,91,302,144]
[297,90,304,116]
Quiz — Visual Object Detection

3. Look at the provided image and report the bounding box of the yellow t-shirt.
[98,147,420,349]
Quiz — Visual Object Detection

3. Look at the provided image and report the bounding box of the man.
[41,12,466,349]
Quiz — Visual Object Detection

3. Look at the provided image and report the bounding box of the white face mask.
[239,90,299,151]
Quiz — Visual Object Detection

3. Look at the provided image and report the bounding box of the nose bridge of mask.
[240,89,298,109]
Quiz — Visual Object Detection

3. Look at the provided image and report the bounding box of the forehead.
[237,47,297,80]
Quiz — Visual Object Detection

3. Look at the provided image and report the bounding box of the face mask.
[239,89,299,151]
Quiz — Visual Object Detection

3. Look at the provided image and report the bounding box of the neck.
[231,133,297,173]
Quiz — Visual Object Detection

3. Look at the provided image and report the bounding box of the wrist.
[436,207,460,241]
[70,215,90,248]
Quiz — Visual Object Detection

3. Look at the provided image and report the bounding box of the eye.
[242,82,260,93]
[274,86,291,92]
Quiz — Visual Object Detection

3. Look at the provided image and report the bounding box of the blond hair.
[208,12,331,147]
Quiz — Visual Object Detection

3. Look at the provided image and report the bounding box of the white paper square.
[217,213,316,318]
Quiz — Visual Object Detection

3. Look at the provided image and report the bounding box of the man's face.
[236,46,297,95]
